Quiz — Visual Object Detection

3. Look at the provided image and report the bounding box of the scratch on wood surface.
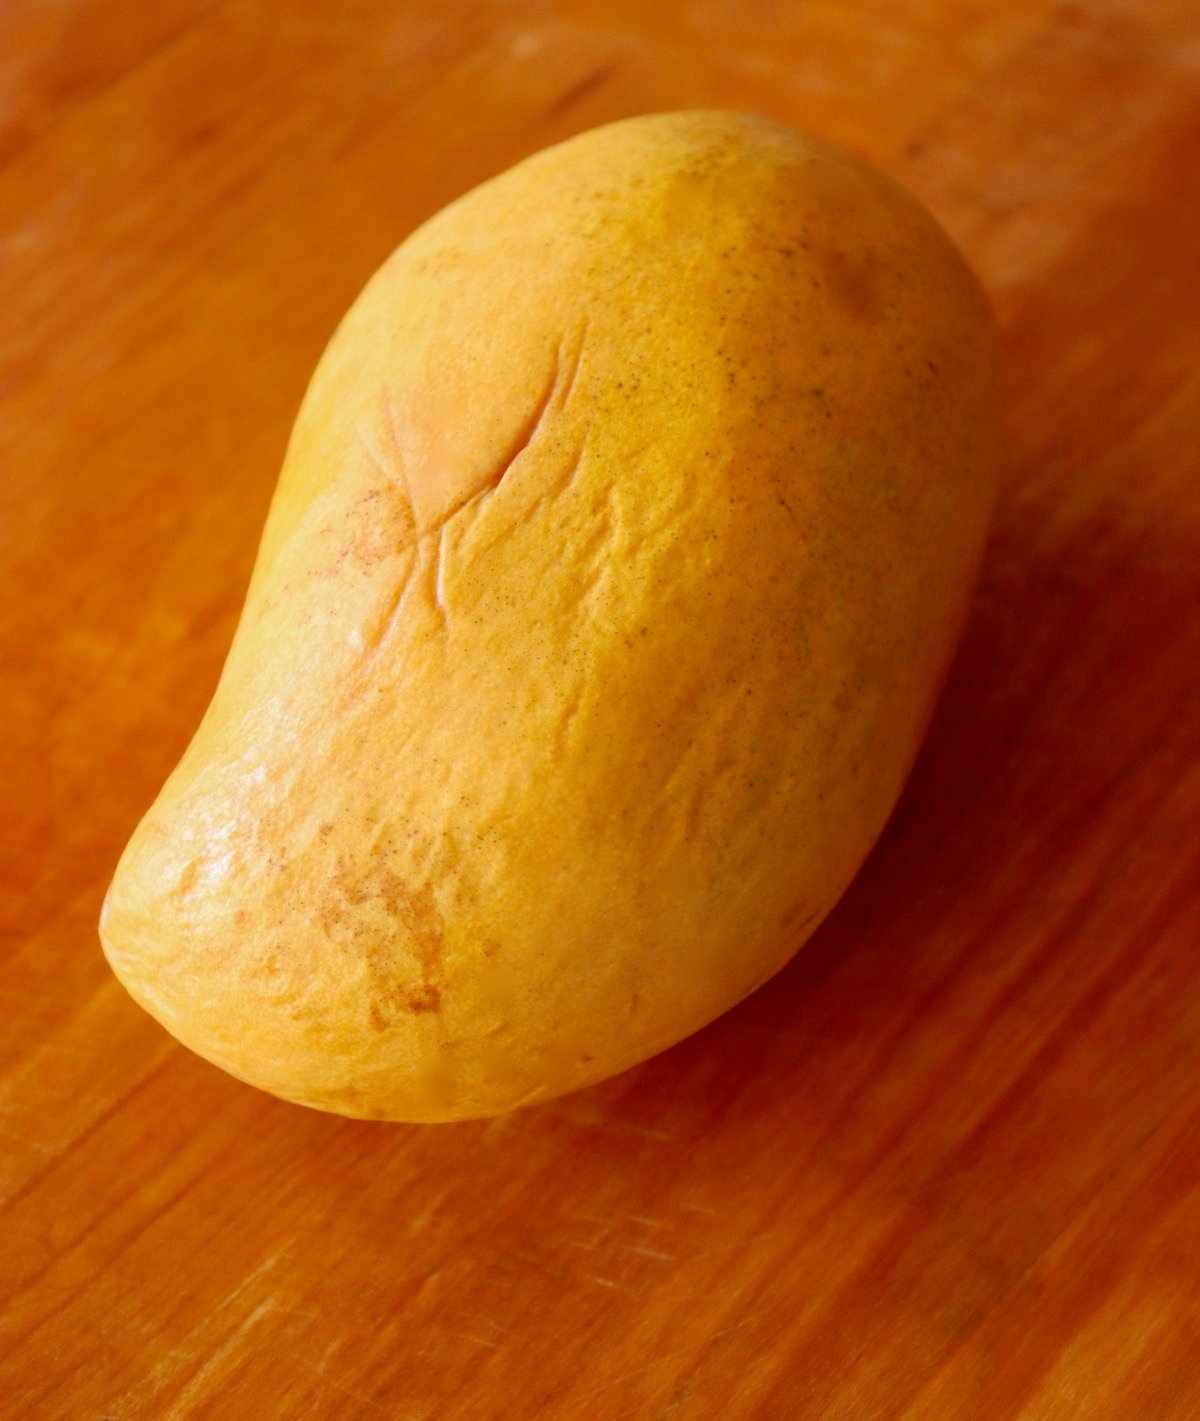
[291,1351,398,1416]
[502,1245,546,1266]
[567,1208,608,1225]
[626,1243,677,1262]
[134,1246,292,1405]
[448,1308,513,1341]
[456,1331,503,1349]
[159,1299,278,1418]
[219,1246,288,1308]
[570,1308,763,1405]
[586,1274,632,1292]
[565,1236,607,1253]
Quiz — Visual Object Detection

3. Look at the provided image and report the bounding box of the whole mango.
[101,112,1000,1121]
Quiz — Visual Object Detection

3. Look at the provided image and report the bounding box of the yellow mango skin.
[101,112,999,1121]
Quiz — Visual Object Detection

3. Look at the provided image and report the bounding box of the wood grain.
[3,2,1200,1416]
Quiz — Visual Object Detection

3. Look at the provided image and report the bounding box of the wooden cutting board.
[3,3,1199,1416]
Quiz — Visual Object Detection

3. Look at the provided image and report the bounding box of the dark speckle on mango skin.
[99,111,999,1122]
[820,245,887,321]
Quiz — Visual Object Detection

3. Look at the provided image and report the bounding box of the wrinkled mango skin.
[101,112,1000,1121]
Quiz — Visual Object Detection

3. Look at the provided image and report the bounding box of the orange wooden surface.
[4,3,1200,1417]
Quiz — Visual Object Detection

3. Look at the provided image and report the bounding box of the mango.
[100,112,1000,1121]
